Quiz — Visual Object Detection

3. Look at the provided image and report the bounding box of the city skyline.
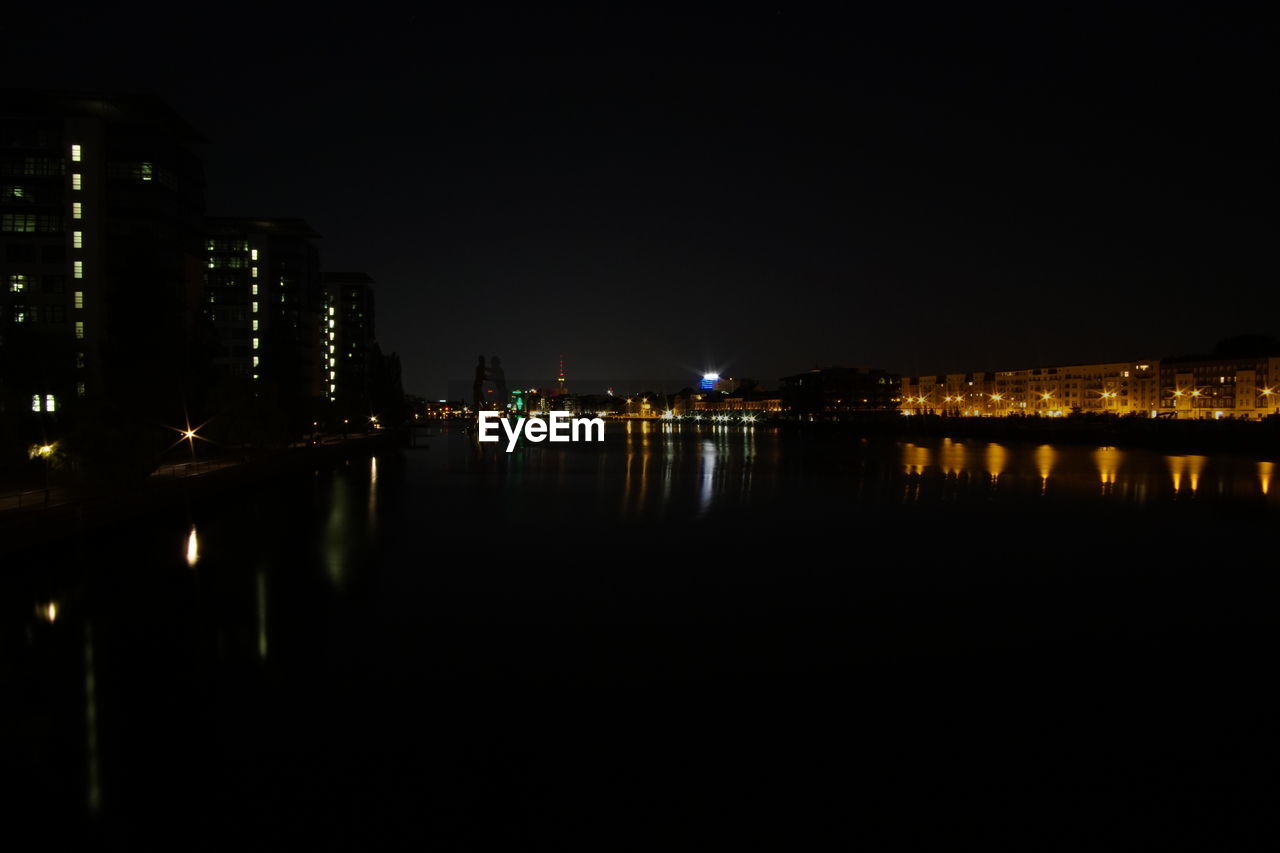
[4,5,1271,397]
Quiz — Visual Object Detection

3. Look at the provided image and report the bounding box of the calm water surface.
[5,423,1276,845]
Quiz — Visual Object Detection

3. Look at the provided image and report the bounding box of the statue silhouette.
[489,356,508,408]
[472,355,488,411]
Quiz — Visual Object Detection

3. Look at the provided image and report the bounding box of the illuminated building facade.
[321,272,375,407]
[903,361,1160,417]
[1,90,205,427]
[903,350,1280,421]
[204,218,323,399]
[1159,353,1280,420]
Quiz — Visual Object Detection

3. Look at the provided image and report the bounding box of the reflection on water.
[1095,446,1120,493]
[84,621,100,815]
[6,423,1280,834]
[256,568,268,661]
[985,443,1008,483]
[1035,444,1056,493]
[1168,455,1207,494]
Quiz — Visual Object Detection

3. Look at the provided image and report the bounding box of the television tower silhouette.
[556,354,567,396]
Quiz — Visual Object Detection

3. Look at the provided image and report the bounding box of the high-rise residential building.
[1,90,205,429]
[320,272,376,408]
[204,218,323,403]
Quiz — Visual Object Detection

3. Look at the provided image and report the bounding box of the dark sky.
[7,3,1274,396]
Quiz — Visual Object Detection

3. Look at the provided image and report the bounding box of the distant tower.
[557,354,567,396]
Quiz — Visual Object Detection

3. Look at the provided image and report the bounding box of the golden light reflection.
[940,438,966,476]
[1167,455,1206,493]
[902,442,931,475]
[1259,461,1273,495]
[1035,444,1056,493]
[984,443,1007,481]
[1095,446,1120,486]
[185,526,199,567]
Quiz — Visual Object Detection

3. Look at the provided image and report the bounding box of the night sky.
[8,3,1273,396]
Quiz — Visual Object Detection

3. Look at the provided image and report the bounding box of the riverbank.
[0,431,399,554]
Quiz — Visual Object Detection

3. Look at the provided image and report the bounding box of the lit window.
[252,319,258,331]
[8,274,25,292]
[72,202,83,219]
[73,230,83,248]
[139,162,153,182]
[45,394,56,412]
[73,261,84,279]
[250,249,258,260]
[77,381,86,397]
[329,319,335,328]
[253,356,260,367]
[329,370,335,380]
[252,302,259,313]
[32,395,42,412]
[252,337,259,350]
[74,291,84,309]
[329,306,335,315]
[75,321,85,339]
[72,173,82,190]
[71,144,82,162]
[251,266,258,278]
[251,284,258,295]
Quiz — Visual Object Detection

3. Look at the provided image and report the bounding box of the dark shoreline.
[0,432,399,554]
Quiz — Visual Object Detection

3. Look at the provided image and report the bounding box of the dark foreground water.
[4,423,1277,847]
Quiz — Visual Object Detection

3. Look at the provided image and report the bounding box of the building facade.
[2,90,205,433]
[203,217,323,402]
[903,361,1160,417]
[321,272,376,409]
[779,366,901,415]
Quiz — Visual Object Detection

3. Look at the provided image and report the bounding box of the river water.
[5,423,1276,845]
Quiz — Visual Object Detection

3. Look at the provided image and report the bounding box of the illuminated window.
[329,370,335,380]
[253,356,260,367]
[8,274,25,292]
[251,266,258,278]
[139,162,153,182]
[45,395,56,412]
[71,144,82,162]
[73,261,84,279]
[328,319,335,329]
[72,173,82,190]
[251,284,258,295]
[250,249,258,260]
[73,230,83,248]
[252,302,259,313]
[14,308,26,323]
[32,395,42,412]
[74,291,84,309]
[252,337,259,350]
[252,319,258,331]
[77,381,86,397]
[72,202,83,219]
[75,321,84,339]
